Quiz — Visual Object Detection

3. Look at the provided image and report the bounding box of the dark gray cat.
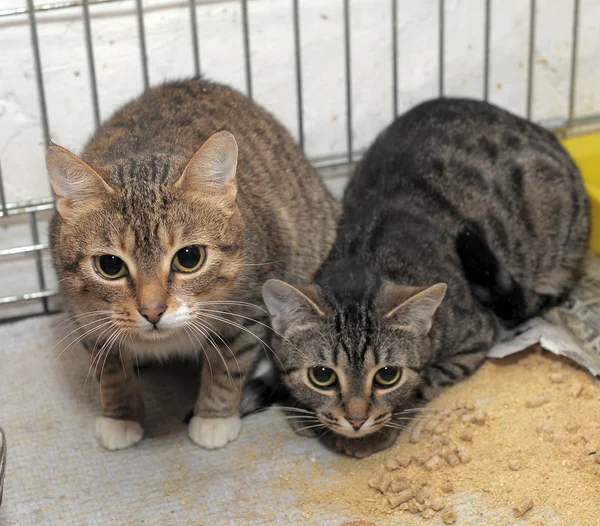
[262,98,590,458]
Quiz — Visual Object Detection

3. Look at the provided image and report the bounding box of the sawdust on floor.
[288,347,600,525]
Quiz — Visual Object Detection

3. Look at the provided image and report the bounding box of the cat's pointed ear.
[262,279,324,335]
[176,131,238,199]
[381,282,447,334]
[46,145,114,219]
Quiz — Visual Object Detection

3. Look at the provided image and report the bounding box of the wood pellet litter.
[289,347,600,525]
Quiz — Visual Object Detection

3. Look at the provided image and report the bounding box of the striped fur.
[263,98,590,458]
[48,78,340,450]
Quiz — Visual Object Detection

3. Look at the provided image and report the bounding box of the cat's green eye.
[93,255,128,280]
[172,245,206,273]
[308,366,338,389]
[374,366,402,388]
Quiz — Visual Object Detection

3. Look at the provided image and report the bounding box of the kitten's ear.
[46,145,114,219]
[262,279,324,335]
[381,282,447,334]
[176,131,238,199]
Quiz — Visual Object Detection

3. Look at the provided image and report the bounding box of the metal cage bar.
[292,0,304,150]
[438,0,444,97]
[241,0,253,100]
[526,0,536,120]
[343,0,353,164]
[391,0,398,117]
[26,0,51,148]
[135,0,150,91]
[189,0,201,77]
[483,0,491,101]
[1,0,599,321]
[82,0,101,128]
[568,0,580,127]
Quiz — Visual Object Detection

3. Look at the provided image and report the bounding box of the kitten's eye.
[308,366,338,389]
[172,245,206,273]
[374,366,402,388]
[93,255,128,280]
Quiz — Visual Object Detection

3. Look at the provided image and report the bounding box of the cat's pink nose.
[348,418,367,431]
[139,305,166,325]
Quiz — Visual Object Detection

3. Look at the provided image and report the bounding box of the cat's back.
[345,97,573,206]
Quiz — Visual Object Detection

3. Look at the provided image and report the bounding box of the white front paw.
[95,417,144,450]
[188,416,241,449]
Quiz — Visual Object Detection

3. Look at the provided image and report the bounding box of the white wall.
[1,0,599,316]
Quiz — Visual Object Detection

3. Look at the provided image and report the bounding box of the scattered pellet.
[408,499,423,514]
[385,459,399,471]
[369,472,391,493]
[565,421,579,433]
[482,486,492,493]
[461,413,476,424]
[396,456,411,468]
[390,477,410,493]
[525,394,550,408]
[461,430,473,442]
[473,409,486,425]
[367,471,383,489]
[409,419,425,443]
[441,480,453,493]
[444,452,460,467]
[512,496,534,518]
[570,382,584,398]
[413,487,431,505]
[465,401,475,411]
[550,372,565,383]
[508,459,520,471]
[424,455,444,472]
[433,424,448,435]
[440,435,450,445]
[442,508,457,524]
[417,450,438,466]
[429,498,446,511]
[423,416,439,435]
[421,508,435,520]
[455,444,471,463]
[388,489,413,509]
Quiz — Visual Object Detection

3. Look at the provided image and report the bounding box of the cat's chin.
[132,327,183,343]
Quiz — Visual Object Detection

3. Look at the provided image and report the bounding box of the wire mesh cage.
[0,0,598,322]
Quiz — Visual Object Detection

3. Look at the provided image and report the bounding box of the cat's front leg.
[322,427,400,458]
[188,327,263,449]
[89,347,145,451]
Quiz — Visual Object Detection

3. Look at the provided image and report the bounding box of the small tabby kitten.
[48,78,339,450]
[262,98,590,458]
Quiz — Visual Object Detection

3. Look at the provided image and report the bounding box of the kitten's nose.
[348,418,367,431]
[139,305,167,325]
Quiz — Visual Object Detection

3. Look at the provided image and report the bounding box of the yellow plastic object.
[561,132,600,255]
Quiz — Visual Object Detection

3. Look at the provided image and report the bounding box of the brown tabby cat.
[47,78,340,450]
[262,98,589,458]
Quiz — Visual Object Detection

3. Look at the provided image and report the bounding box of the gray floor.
[0,313,569,525]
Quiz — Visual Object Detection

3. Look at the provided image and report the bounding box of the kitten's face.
[262,280,446,438]
[48,132,245,349]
